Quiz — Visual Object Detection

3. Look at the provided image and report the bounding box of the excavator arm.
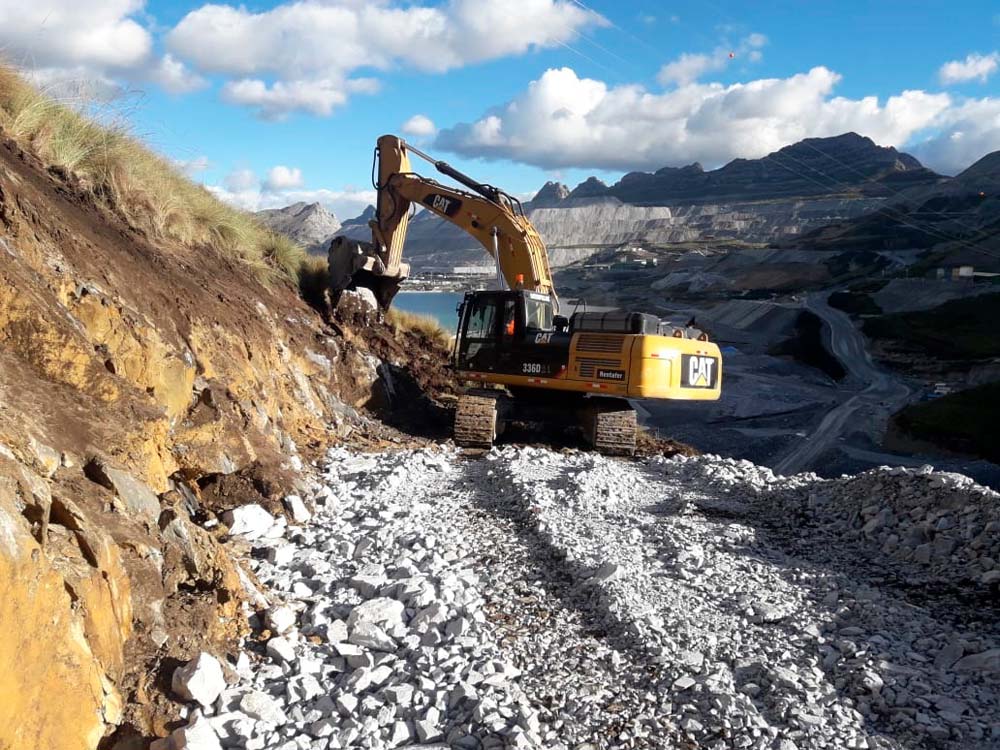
[329,135,556,309]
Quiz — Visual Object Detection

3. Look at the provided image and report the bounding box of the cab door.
[456,293,503,373]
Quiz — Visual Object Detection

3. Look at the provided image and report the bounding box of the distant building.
[452,266,494,275]
[935,265,976,281]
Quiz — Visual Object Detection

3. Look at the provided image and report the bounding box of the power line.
[795,137,993,241]
[768,148,1000,261]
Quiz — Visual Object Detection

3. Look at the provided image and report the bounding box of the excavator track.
[454,393,500,449]
[581,399,637,456]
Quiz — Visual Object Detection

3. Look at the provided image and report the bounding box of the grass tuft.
[0,64,307,284]
[298,256,330,310]
[386,308,452,350]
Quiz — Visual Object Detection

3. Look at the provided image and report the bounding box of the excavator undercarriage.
[453,390,638,455]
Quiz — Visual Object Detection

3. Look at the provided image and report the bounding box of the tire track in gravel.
[447,452,689,750]
[483,447,908,750]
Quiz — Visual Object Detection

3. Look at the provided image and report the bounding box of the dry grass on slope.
[386,308,453,349]
[0,65,306,282]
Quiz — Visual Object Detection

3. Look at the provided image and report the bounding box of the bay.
[393,291,464,333]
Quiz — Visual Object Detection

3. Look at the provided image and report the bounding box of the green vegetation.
[768,310,847,381]
[863,293,1000,360]
[823,251,889,283]
[386,308,452,349]
[829,290,882,315]
[0,64,307,283]
[895,382,1000,463]
[298,256,331,309]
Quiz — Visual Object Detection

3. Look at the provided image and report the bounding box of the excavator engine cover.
[569,311,660,334]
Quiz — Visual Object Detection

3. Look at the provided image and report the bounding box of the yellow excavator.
[330,135,721,454]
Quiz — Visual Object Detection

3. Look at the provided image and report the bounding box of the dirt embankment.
[0,136,450,748]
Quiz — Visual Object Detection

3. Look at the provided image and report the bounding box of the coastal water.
[393,291,464,333]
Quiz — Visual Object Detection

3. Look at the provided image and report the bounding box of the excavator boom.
[329,135,555,309]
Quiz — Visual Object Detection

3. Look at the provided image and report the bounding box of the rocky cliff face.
[255,202,341,254]
[0,136,446,747]
[333,133,942,272]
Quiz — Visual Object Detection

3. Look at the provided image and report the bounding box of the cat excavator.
[329,135,721,454]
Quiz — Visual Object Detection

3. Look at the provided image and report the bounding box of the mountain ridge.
[271,133,984,272]
[536,133,941,208]
[256,201,342,254]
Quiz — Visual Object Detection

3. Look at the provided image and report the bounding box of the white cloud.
[658,33,767,86]
[401,114,437,138]
[264,165,304,191]
[436,66,955,172]
[938,52,999,85]
[168,0,604,118]
[658,53,719,87]
[146,53,208,95]
[175,155,210,175]
[910,97,1000,174]
[0,1,208,98]
[22,67,125,102]
[0,0,152,71]
[224,168,258,192]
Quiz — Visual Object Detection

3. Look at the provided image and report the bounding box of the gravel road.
[159,447,1000,750]
[775,294,912,476]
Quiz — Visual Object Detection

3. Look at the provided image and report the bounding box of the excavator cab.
[454,291,572,378]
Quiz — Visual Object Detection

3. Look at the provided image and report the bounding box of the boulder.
[83,459,160,521]
[953,649,1000,673]
[150,715,222,750]
[283,494,311,524]
[346,597,405,630]
[221,505,275,540]
[171,653,226,708]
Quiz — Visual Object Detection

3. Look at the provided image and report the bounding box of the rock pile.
[657,455,1000,587]
[162,448,550,749]
[158,446,999,749]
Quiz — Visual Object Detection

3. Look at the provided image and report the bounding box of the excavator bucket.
[327,134,414,310]
[327,236,409,310]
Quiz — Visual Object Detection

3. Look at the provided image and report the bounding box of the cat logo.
[425,193,461,217]
[534,332,553,344]
[681,354,718,388]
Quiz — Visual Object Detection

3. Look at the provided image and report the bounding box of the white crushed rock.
[171,653,227,708]
[163,445,1000,750]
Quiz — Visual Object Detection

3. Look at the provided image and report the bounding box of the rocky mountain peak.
[778,132,923,172]
[606,133,938,205]
[255,202,342,254]
[568,176,610,199]
[342,204,377,227]
[530,181,571,207]
[957,150,1000,183]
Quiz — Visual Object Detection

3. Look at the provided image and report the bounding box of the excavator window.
[503,299,516,338]
[524,297,554,331]
[465,296,498,339]
[457,293,503,372]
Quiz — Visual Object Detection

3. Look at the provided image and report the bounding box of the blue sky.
[1,0,999,219]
